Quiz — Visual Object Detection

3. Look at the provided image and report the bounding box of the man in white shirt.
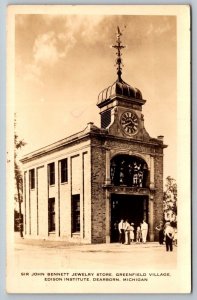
[141,220,148,243]
[124,219,131,245]
[164,222,175,252]
[118,219,125,244]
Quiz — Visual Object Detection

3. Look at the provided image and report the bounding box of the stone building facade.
[21,29,167,243]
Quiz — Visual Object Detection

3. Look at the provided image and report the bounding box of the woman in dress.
[130,223,135,242]
[136,226,141,243]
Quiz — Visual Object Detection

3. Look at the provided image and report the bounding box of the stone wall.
[91,136,106,243]
[153,154,164,234]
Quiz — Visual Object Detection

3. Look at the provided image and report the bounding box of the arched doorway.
[110,154,149,242]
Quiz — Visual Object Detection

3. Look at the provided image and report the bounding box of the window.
[48,198,55,232]
[110,155,149,188]
[60,158,68,183]
[29,169,35,189]
[48,163,55,185]
[72,195,80,233]
[101,109,111,128]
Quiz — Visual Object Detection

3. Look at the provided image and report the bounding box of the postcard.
[6,5,191,293]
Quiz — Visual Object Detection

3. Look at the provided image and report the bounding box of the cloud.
[31,23,79,65]
[18,15,106,84]
[64,15,105,44]
[33,31,58,65]
[146,22,172,36]
[33,31,76,66]
[23,28,77,83]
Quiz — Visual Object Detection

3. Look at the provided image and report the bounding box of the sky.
[15,14,177,179]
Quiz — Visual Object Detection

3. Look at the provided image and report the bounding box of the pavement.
[13,235,177,270]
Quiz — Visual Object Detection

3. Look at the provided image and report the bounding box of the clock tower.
[97,27,150,142]
[94,27,167,243]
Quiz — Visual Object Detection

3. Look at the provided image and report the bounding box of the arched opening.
[110,154,149,188]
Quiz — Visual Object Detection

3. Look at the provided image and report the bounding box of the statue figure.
[138,170,143,187]
[119,160,125,184]
[133,162,139,186]
[110,161,116,182]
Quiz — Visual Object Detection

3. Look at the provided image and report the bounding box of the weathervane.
[112,26,125,81]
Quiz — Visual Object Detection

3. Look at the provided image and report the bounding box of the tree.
[14,116,26,237]
[163,176,177,227]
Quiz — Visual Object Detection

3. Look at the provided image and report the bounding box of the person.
[118,219,125,244]
[130,223,135,242]
[155,221,164,245]
[136,226,141,243]
[124,219,131,245]
[141,220,148,243]
[164,222,175,252]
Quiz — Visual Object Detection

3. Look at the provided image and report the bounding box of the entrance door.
[111,194,148,242]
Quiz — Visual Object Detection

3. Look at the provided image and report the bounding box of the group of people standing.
[117,219,177,251]
[118,219,148,245]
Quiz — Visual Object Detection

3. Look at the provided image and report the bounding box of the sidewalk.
[13,233,177,270]
[15,233,167,251]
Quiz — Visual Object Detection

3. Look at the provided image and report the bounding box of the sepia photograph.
[6,5,191,293]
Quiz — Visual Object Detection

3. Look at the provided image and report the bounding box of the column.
[149,194,154,241]
[105,148,111,185]
[149,156,155,241]
[150,155,155,188]
[105,190,111,243]
[23,171,27,235]
[55,161,60,238]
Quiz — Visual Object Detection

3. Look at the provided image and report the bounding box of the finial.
[112,26,125,81]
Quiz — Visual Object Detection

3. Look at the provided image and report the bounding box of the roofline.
[21,125,167,164]
[97,95,146,108]
[20,127,91,163]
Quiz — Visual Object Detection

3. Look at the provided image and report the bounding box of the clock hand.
[125,120,134,127]
[123,121,132,127]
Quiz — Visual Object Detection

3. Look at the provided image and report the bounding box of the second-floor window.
[29,169,35,189]
[48,163,55,185]
[60,158,68,183]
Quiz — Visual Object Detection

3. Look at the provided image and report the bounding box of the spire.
[112,26,125,81]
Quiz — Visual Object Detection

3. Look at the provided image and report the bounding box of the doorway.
[111,194,148,242]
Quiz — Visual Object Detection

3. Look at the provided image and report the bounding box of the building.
[21,28,167,243]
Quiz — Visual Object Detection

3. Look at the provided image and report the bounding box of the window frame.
[60,158,68,184]
[72,194,80,233]
[29,169,35,190]
[48,197,55,233]
[48,162,55,186]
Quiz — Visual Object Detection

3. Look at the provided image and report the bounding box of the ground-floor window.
[72,194,80,233]
[48,198,55,232]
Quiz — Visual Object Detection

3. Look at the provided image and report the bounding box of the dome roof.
[97,79,143,105]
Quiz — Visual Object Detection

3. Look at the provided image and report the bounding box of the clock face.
[120,111,139,135]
